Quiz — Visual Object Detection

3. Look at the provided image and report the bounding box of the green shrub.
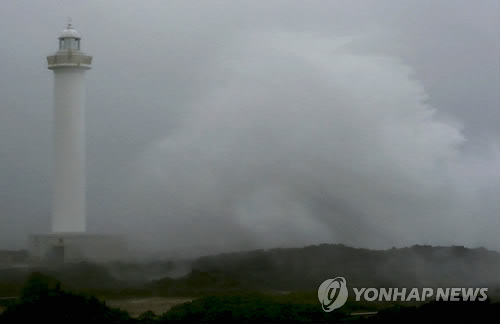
[0,272,133,323]
[159,294,346,323]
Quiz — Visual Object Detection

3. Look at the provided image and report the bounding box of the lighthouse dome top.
[59,23,81,39]
[48,21,92,70]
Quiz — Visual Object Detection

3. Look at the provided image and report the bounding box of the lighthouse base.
[28,233,127,264]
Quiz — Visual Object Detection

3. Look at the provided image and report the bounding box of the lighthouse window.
[61,38,77,50]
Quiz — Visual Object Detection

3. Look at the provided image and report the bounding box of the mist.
[121,32,499,256]
[0,1,498,257]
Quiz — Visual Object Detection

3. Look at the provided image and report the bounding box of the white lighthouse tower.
[28,23,126,263]
[47,22,91,233]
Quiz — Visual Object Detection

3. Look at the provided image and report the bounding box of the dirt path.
[106,297,192,318]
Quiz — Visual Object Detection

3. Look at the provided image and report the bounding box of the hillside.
[189,244,500,294]
[1,244,499,298]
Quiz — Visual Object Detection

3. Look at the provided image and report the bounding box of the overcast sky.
[0,1,498,256]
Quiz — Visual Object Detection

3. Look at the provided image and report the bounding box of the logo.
[318,276,489,312]
[352,287,488,302]
[318,277,348,312]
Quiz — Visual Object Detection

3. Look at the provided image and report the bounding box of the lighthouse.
[28,23,126,263]
[47,22,91,233]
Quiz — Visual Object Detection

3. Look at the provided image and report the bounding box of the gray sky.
[0,1,498,256]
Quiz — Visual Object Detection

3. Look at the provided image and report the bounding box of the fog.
[0,1,498,257]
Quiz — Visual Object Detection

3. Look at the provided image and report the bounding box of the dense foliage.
[1,244,499,322]
[1,245,499,298]
[0,273,131,323]
[193,244,500,292]
[364,299,500,323]
[160,295,346,323]
[1,274,499,323]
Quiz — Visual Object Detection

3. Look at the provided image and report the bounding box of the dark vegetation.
[1,275,499,323]
[1,244,499,322]
[365,299,500,323]
[0,273,131,323]
[1,244,499,297]
[192,244,500,292]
